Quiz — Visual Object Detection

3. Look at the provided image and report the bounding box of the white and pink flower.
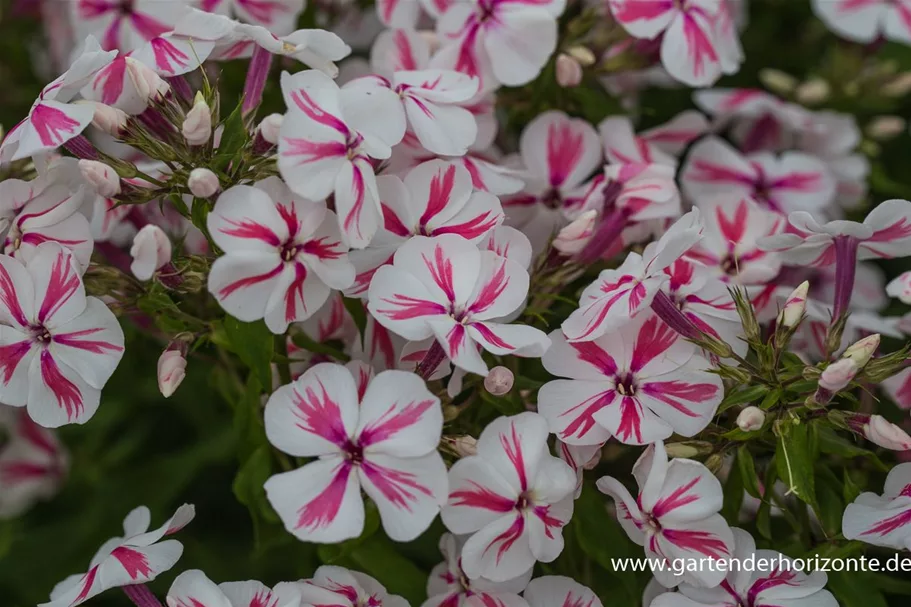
[41,504,195,607]
[0,243,125,428]
[198,0,305,35]
[70,0,191,52]
[264,363,448,543]
[207,178,355,335]
[597,441,735,588]
[843,462,911,550]
[523,576,602,607]
[299,566,408,607]
[167,569,300,607]
[441,412,576,581]
[811,0,911,45]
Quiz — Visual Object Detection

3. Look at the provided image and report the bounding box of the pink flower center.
[343,440,364,464]
[616,373,637,396]
[281,242,300,262]
[31,325,52,344]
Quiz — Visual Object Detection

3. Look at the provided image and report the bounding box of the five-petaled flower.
[441,412,576,582]
[843,462,911,551]
[71,0,191,52]
[597,441,735,588]
[0,243,125,428]
[299,566,409,607]
[367,234,550,376]
[40,503,195,607]
[207,178,355,335]
[264,363,448,543]
[166,569,301,607]
[523,576,603,607]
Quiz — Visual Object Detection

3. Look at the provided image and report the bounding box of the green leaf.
[813,469,844,537]
[291,331,351,362]
[873,572,911,595]
[232,445,273,518]
[828,572,889,607]
[756,459,778,540]
[843,469,863,505]
[213,103,248,171]
[342,296,367,342]
[775,421,817,509]
[717,384,768,414]
[223,317,273,388]
[737,445,762,499]
[722,451,745,524]
[817,425,888,470]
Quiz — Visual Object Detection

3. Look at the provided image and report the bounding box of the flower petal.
[27,242,86,329]
[537,380,616,446]
[27,350,100,428]
[477,412,549,494]
[357,369,442,456]
[49,297,124,390]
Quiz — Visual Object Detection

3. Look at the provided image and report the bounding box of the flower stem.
[63,135,99,160]
[242,47,273,116]
[576,205,627,265]
[122,584,164,607]
[832,236,859,321]
[416,341,447,380]
[650,290,701,340]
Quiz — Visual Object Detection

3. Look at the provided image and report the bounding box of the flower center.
[343,440,364,464]
[515,492,532,511]
[280,241,299,262]
[31,325,52,344]
[541,188,562,209]
[643,512,661,533]
[615,373,637,396]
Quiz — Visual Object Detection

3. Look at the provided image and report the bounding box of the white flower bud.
[555,53,583,88]
[187,168,220,198]
[553,210,597,255]
[126,57,169,105]
[759,68,798,95]
[867,115,906,141]
[78,159,121,197]
[777,281,809,328]
[865,415,911,451]
[87,102,128,136]
[842,334,880,368]
[736,406,765,432]
[451,436,478,457]
[182,92,212,146]
[484,366,514,396]
[795,78,831,104]
[258,113,284,145]
[130,224,172,281]
[881,72,911,97]
[158,349,187,398]
[567,45,596,66]
[818,358,858,392]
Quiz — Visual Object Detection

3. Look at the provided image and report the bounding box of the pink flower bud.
[258,113,283,145]
[777,281,808,328]
[130,224,172,281]
[842,334,880,368]
[182,92,212,146]
[451,436,478,457]
[865,415,911,451]
[553,210,597,255]
[484,366,514,395]
[78,159,121,197]
[736,406,765,432]
[555,53,583,88]
[187,168,220,198]
[818,358,858,392]
[157,349,187,398]
[127,57,169,105]
[87,102,128,136]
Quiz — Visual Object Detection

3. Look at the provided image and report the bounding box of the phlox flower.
[375,0,423,27]
[597,441,735,588]
[367,234,550,376]
[298,566,408,607]
[167,569,300,607]
[557,440,602,498]
[199,0,305,35]
[608,0,728,87]
[263,363,448,543]
[0,37,117,163]
[0,177,93,270]
[598,111,708,167]
[347,159,503,297]
[561,209,704,342]
[441,412,576,582]
[797,111,869,209]
[70,0,191,52]
[422,533,532,607]
[41,504,195,607]
[680,136,835,217]
[0,405,68,518]
[433,0,567,90]
[650,528,837,607]
[207,178,355,335]
[0,243,125,428]
[843,463,911,551]
[523,576,602,607]
[811,0,911,45]
[539,313,722,446]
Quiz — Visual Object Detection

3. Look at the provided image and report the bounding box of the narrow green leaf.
[737,445,762,498]
[342,296,367,342]
[224,317,273,388]
[775,422,817,509]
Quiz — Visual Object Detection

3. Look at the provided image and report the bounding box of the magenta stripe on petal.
[291,379,350,446]
[651,477,700,519]
[290,90,349,135]
[360,457,433,512]
[450,481,515,512]
[861,507,911,537]
[111,546,153,579]
[614,396,644,444]
[219,218,282,246]
[558,389,614,442]
[630,315,677,372]
[500,422,528,491]
[471,322,513,350]
[746,569,799,607]
[641,381,716,417]
[661,528,730,559]
[40,351,83,421]
[151,38,190,73]
[296,460,353,530]
[377,295,446,320]
[419,164,458,227]
[0,263,29,326]
[219,263,283,298]
[30,104,83,148]
[382,204,412,237]
[467,262,509,316]
[569,341,619,376]
[423,244,457,303]
[546,122,584,188]
[481,513,524,564]
[53,328,123,355]
[38,252,81,324]
[358,399,436,447]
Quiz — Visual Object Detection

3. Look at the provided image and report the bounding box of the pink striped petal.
[443,456,519,534]
[524,577,602,607]
[519,111,601,192]
[0,328,37,408]
[464,253,528,320]
[0,255,34,329]
[467,322,549,357]
[208,185,290,254]
[660,8,722,87]
[27,350,99,428]
[608,0,676,37]
[537,380,616,446]
[476,412,548,494]
[49,298,124,389]
[860,199,911,259]
[368,265,447,341]
[168,569,232,607]
[334,157,382,249]
[28,243,86,329]
[371,29,431,74]
[655,515,734,587]
[208,253,285,322]
[356,369,442,456]
[459,512,532,582]
[13,101,94,161]
[392,234,482,307]
[376,0,421,26]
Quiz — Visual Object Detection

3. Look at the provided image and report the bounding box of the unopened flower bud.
[759,68,797,95]
[484,366,514,395]
[567,45,596,66]
[867,115,906,141]
[451,435,478,457]
[861,415,911,451]
[87,101,128,136]
[130,224,172,281]
[795,78,830,104]
[182,92,212,146]
[187,168,220,198]
[555,53,583,88]
[737,406,765,432]
[258,113,283,145]
[777,281,808,328]
[127,57,169,104]
[842,334,880,368]
[78,159,121,197]
[818,358,858,392]
[665,441,713,459]
[157,349,187,398]
[881,72,911,97]
[553,210,597,255]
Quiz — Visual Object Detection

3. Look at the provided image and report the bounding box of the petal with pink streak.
[14,100,94,161]
[263,263,332,334]
[595,475,647,545]
[0,327,38,408]
[680,136,756,206]
[843,497,911,550]
[106,540,184,584]
[15,213,95,272]
[0,254,35,329]
[368,265,446,341]
[394,234,482,307]
[264,362,360,457]
[26,244,86,331]
[483,3,558,87]
[49,297,124,389]
[297,209,356,289]
[537,380,616,446]
[407,98,478,160]
[519,111,601,192]
[371,29,431,74]
[860,199,911,259]
[467,322,550,358]
[334,156,382,250]
[608,0,676,38]
[655,514,734,587]
[208,252,284,322]
[443,456,519,534]
[652,459,724,524]
[592,393,672,446]
[220,580,300,607]
[462,253,529,321]
[524,576,602,607]
[660,8,722,87]
[264,457,364,543]
[810,0,882,43]
[359,451,448,541]
[376,0,421,27]
[208,185,290,254]
[429,316,488,376]
[476,413,549,495]
[357,369,442,457]
[27,350,100,428]
[541,329,622,381]
[404,160,475,233]
[526,498,571,564]
[561,270,661,343]
[884,1,911,44]
[460,512,533,583]
[168,569,233,607]
[340,78,407,152]
[637,372,721,438]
